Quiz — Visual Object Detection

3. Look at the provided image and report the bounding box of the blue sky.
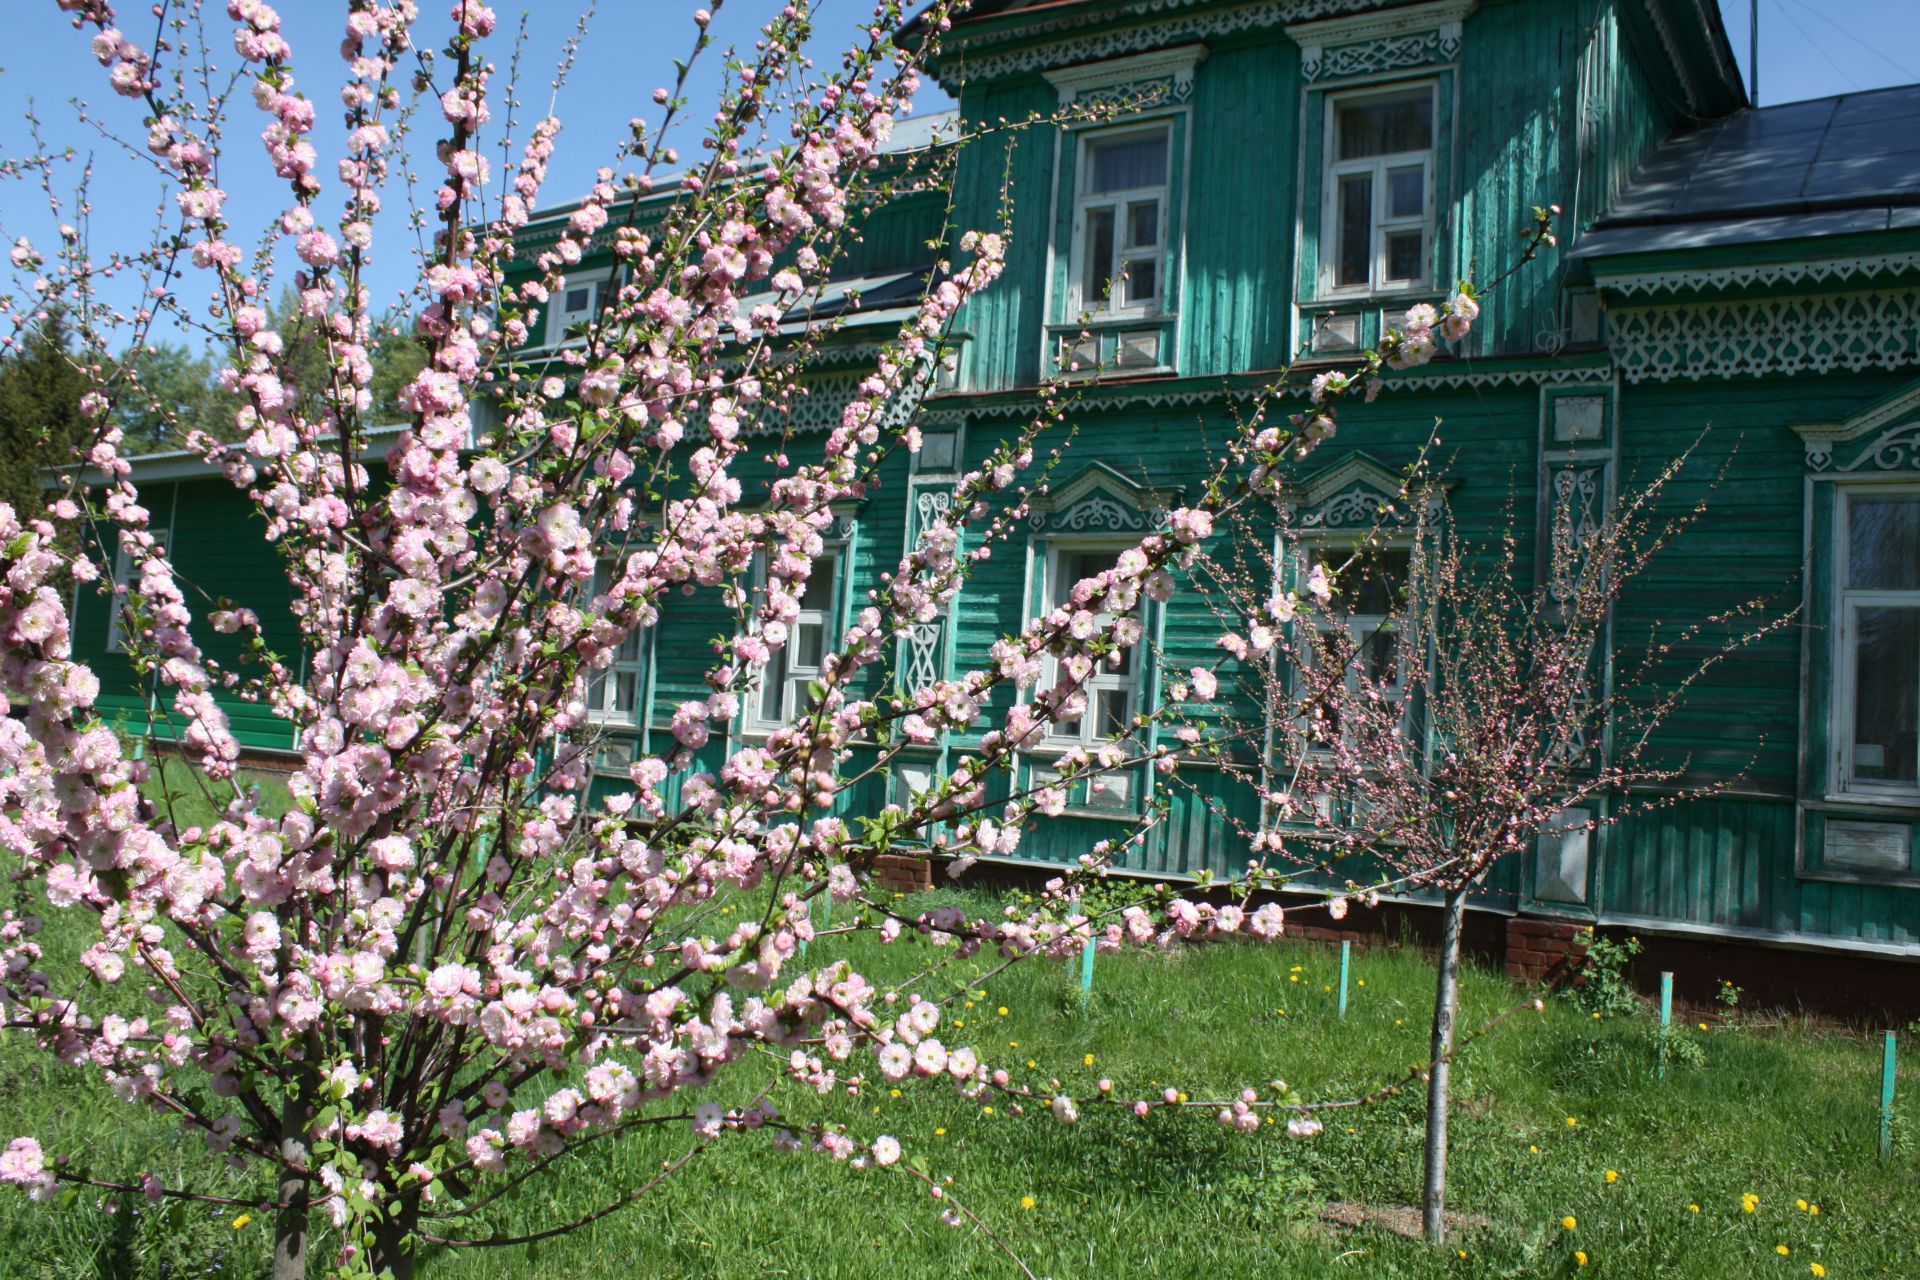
[2,0,1915,351]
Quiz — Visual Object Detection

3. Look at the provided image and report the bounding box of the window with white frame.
[583,560,651,728]
[1835,489,1920,799]
[542,270,609,348]
[745,548,842,734]
[1070,126,1171,318]
[1322,86,1434,296]
[106,529,166,654]
[1042,544,1145,749]
[1300,541,1413,747]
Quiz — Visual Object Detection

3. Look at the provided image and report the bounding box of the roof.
[1577,84,1920,260]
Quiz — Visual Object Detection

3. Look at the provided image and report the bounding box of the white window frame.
[1037,540,1148,752]
[1067,123,1173,321]
[1319,83,1436,298]
[1831,484,1920,803]
[541,267,613,349]
[107,529,167,655]
[582,558,652,729]
[743,546,844,736]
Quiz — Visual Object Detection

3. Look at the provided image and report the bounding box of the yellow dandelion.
[954,1020,965,1029]
[1323,984,1332,993]
[1562,1216,1578,1230]
[1593,1012,1603,1020]
[1566,1116,1579,1127]
[1810,1265,1827,1277]
[1575,1250,1589,1268]
[965,1001,975,1009]
[1797,1199,1809,1211]
[1357,979,1367,987]
[1177,1092,1189,1103]
[998,1007,1009,1017]
[231,1213,253,1230]
[934,1127,946,1136]
[1688,1204,1701,1213]
[982,1106,994,1116]
[1809,1204,1820,1215]
[1009,1041,1019,1049]
[1529,1145,1541,1154]
[1027,1060,1037,1069]
[890,1089,901,1098]
[1742,1193,1760,1213]
[1776,1245,1791,1257]
[1605,1169,1619,1184]
[1021,1196,1035,1210]
[1290,974,1300,983]
[1457,1250,1469,1260]
[1083,1053,1095,1066]
[1699,1022,1709,1031]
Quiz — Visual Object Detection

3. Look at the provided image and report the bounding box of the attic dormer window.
[1324,86,1434,295]
[542,268,610,348]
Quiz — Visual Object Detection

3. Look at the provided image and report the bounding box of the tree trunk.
[370,1194,421,1280]
[272,1090,312,1280]
[1421,883,1470,1245]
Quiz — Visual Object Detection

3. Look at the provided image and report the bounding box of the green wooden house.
[71,0,1920,995]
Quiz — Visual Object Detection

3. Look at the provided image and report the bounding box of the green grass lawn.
[1,880,1915,1279]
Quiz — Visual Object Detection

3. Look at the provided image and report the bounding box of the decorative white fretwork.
[1605,291,1920,383]
[938,0,1375,87]
[761,371,923,435]
[1282,454,1440,529]
[901,489,954,696]
[1028,460,1178,534]
[1547,465,1605,602]
[1794,382,1920,473]
[1286,0,1476,82]
[1594,253,1920,300]
[1044,46,1207,109]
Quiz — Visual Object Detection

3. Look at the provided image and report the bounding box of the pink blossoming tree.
[0,1,1509,1275]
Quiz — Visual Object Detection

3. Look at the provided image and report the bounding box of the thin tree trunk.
[1421,883,1470,1245]
[273,1088,312,1280]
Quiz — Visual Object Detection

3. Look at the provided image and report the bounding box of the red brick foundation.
[871,852,934,895]
[1505,915,1589,984]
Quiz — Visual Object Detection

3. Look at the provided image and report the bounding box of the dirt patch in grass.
[1320,1201,1495,1242]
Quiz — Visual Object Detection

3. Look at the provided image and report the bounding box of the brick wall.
[870,852,933,895]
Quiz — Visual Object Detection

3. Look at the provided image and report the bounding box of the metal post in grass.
[1657,971,1673,1079]
[1883,1031,1898,1158]
[1079,933,1096,1003]
[1337,940,1351,1017]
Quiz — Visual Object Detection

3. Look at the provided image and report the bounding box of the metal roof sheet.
[1577,83,1920,260]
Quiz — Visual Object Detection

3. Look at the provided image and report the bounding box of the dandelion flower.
[1084,1054,1095,1066]
[1796,1199,1809,1211]
[1575,1251,1589,1268]
[1811,1265,1826,1277]
[1562,1216,1578,1230]
[231,1214,252,1230]
[998,1007,1009,1017]
[1530,1145,1541,1154]
[1566,1117,1580,1127]
[1688,1204,1701,1213]
[1606,1169,1619,1184]
[1776,1246,1790,1257]
[934,1128,946,1136]
[1742,1193,1760,1213]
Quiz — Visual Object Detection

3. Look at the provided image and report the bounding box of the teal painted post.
[1337,941,1351,1017]
[1882,1031,1898,1158]
[1658,972,1673,1079]
[1079,935,1096,1001]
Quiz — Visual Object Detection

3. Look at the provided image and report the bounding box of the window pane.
[614,671,638,714]
[1096,688,1130,737]
[1329,546,1411,617]
[1082,207,1115,303]
[1853,605,1919,784]
[759,654,786,723]
[799,559,836,610]
[1337,174,1372,287]
[1388,166,1426,218]
[1123,257,1158,308]
[1361,627,1400,686]
[1088,132,1168,194]
[1385,230,1424,283]
[1336,92,1434,159]
[793,619,823,669]
[1849,496,1920,590]
[565,285,592,314]
[1126,200,1159,249]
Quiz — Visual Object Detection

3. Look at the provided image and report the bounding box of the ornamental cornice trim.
[1606,290,1920,384]
[1043,44,1209,104]
[1593,252,1920,299]
[1792,380,1920,472]
[1283,0,1476,51]
[1641,0,1699,115]
[937,0,1373,86]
